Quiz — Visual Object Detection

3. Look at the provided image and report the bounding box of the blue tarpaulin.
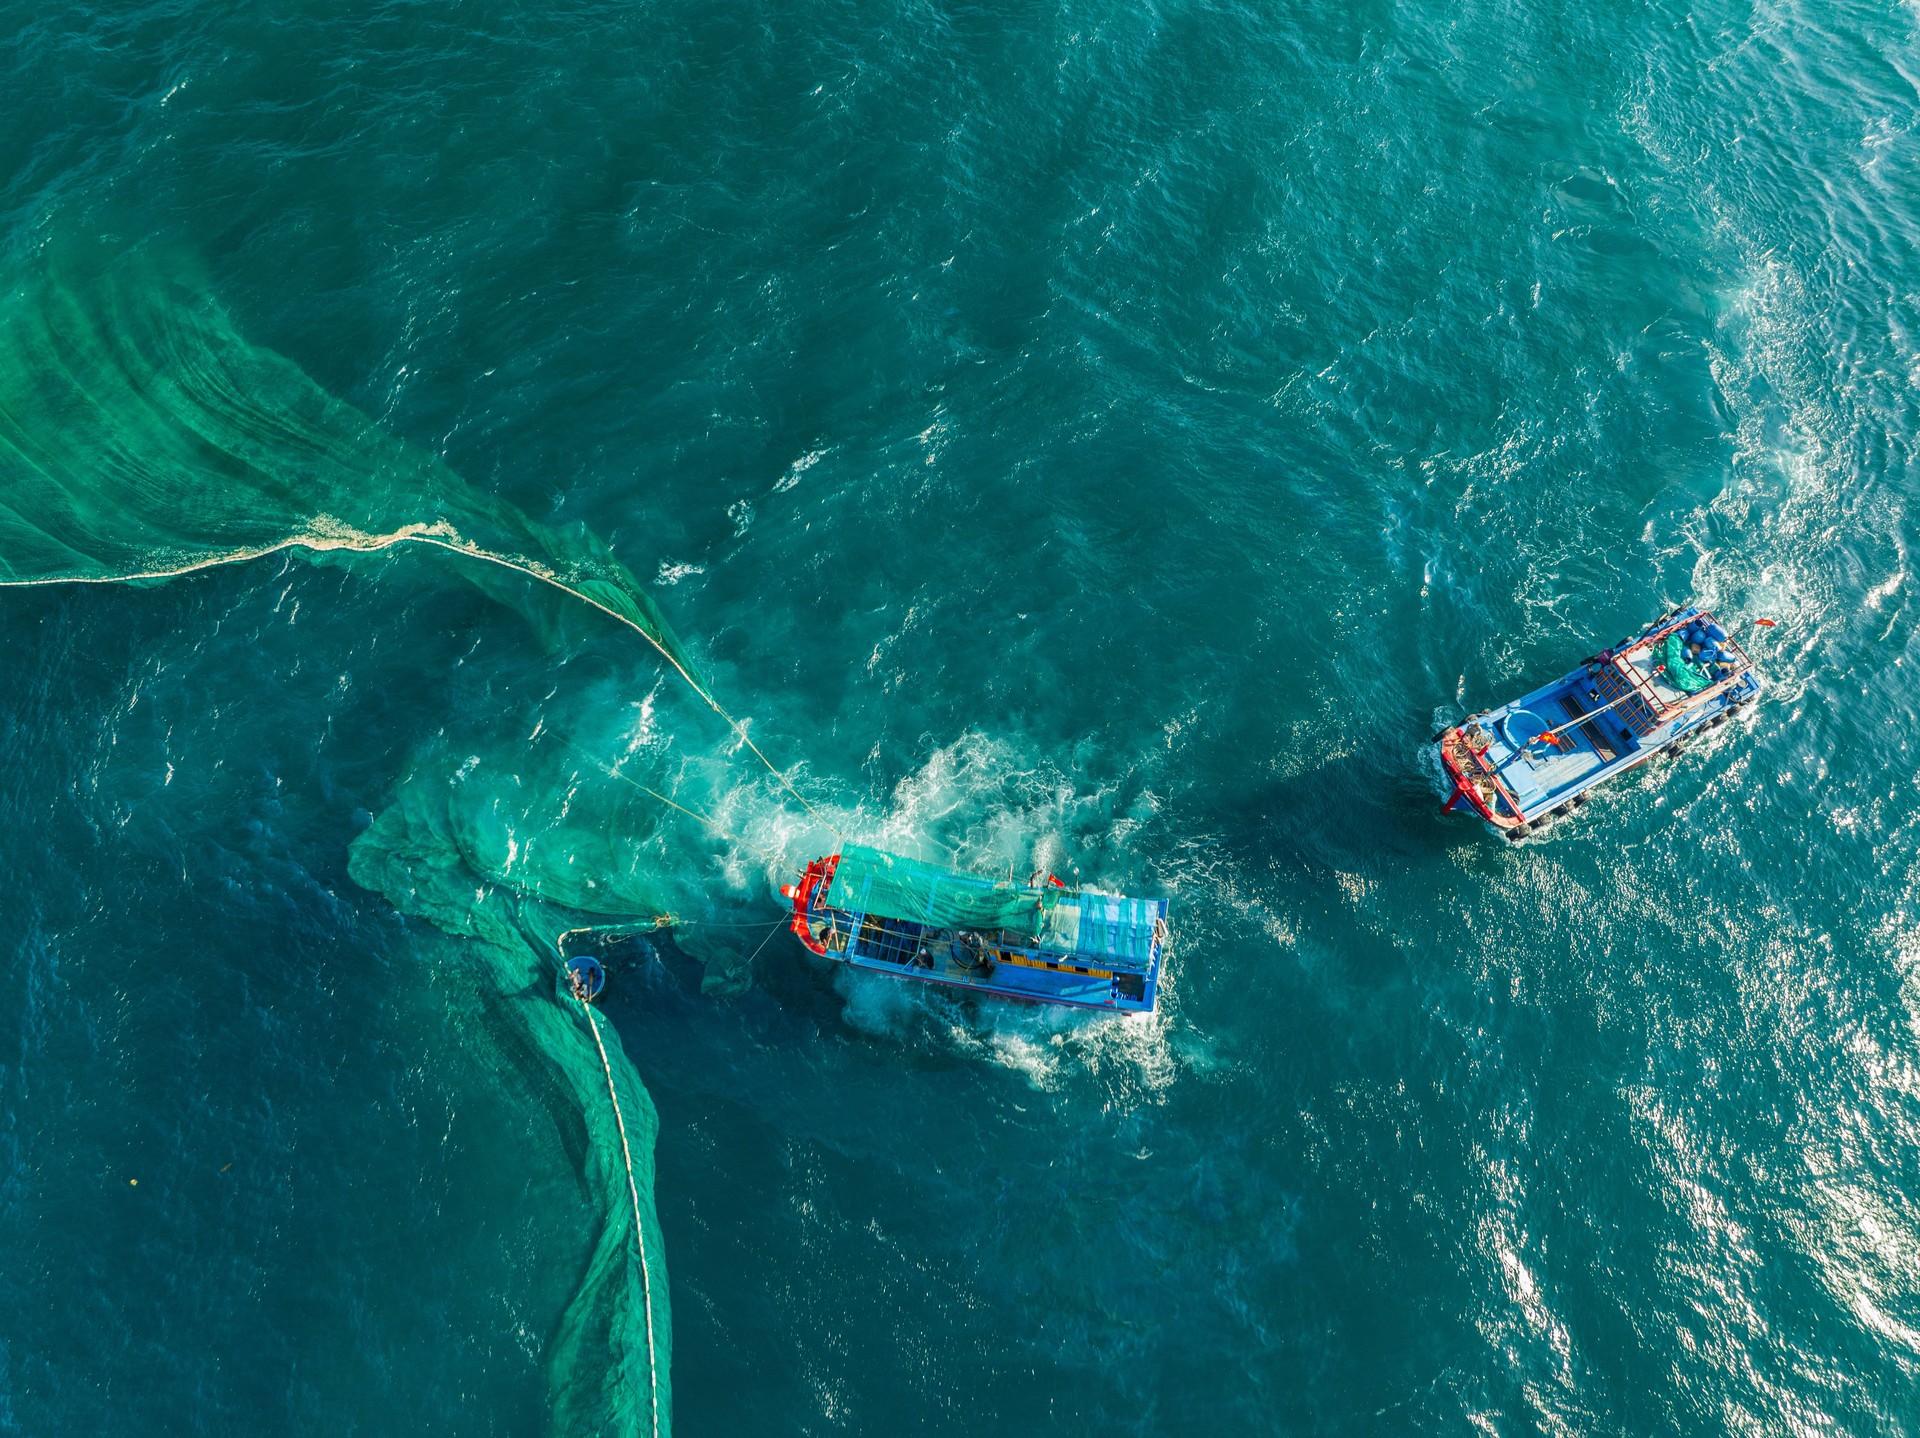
[1061,894,1165,966]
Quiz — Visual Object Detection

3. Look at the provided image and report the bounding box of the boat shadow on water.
[1217,744,1458,881]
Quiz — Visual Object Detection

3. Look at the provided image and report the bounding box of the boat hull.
[1437,607,1764,837]
[785,855,1166,1013]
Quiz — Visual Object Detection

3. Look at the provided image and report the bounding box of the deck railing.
[1594,661,1663,735]
[1598,610,1754,735]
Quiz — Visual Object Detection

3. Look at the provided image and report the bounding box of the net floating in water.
[0,244,679,1438]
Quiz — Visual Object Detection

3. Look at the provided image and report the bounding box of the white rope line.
[741,918,789,969]
[0,527,842,838]
[579,1000,662,1438]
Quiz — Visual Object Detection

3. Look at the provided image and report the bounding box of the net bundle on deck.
[825,844,1054,932]
[1661,630,1714,693]
[823,845,1166,965]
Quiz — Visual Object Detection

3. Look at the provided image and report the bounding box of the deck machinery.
[1437,606,1764,838]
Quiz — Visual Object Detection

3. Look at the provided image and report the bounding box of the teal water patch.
[5,0,1920,1434]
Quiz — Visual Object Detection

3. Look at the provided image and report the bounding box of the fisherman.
[567,959,600,1002]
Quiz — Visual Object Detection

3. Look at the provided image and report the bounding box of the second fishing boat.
[1437,606,1766,838]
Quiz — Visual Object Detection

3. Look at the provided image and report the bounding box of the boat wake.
[834,962,1179,1102]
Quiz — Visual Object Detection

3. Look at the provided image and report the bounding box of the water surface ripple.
[2,0,1918,1432]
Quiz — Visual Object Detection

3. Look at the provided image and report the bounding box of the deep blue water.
[5,0,1920,1433]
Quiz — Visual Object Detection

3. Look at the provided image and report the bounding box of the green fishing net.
[825,844,1071,944]
[1662,631,1713,693]
[0,245,698,690]
[348,753,675,1438]
[0,245,679,1437]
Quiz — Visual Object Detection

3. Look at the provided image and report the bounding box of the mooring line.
[577,997,662,1438]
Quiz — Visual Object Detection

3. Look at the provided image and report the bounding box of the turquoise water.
[4,0,1919,1432]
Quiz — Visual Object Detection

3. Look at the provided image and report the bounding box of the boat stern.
[781,854,841,955]
[1436,722,1527,831]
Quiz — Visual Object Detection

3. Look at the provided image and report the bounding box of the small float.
[782,845,1168,1013]
[563,954,607,1003]
[1437,606,1765,838]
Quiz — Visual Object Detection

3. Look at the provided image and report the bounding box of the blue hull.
[786,856,1167,1013]
[1438,607,1764,837]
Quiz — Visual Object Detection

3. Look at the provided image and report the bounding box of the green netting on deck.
[1662,631,1714,693]
[825,844,1072,945]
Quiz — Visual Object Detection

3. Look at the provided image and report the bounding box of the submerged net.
[348,750,677,1438]
[0,244,700,692]
[0,244,678,1436]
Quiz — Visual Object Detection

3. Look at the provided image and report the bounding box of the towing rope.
[740,917,790,968]
[568,742,811,875]
[393,534,839,841]
[6,527,841,841]
[575,996,662,1438]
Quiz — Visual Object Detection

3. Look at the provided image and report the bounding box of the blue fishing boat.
[782,846,1168,1013]
[1437,606,1765,838]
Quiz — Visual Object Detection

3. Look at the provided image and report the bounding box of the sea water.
[3,0,1918,1432]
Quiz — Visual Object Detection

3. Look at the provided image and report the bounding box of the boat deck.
[1621,645,1691,708]
[792,861,1166,1014]
[1438,606,1765,832]
[837,910,1145,1008]
[1472,673,1634,814]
